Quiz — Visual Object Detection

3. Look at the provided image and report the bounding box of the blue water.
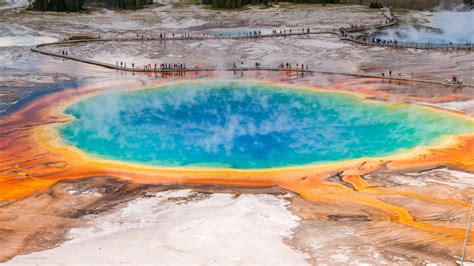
[60,81,474,169]
[0,80,79,117]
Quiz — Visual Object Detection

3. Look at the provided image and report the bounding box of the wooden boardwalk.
[30,15,472,88]
[343,35,474,50]
[340,16,473,51]
[31,45,473,89]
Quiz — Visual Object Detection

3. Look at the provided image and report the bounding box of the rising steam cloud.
[59,81,474,169]
[373,6,474,43]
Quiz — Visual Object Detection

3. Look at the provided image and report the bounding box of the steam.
[60,81,474,169]
[373,6,474,43]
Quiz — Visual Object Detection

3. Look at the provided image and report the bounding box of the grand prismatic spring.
[61,81,474,169]
[1,0,474,265]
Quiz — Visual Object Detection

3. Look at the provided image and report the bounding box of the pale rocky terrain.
[7,191,309,265]
[0,2,473,265]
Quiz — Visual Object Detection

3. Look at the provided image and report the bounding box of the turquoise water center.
[60,81,474,169]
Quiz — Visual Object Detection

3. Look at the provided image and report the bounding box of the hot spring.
[60,81,474,169]
[373,9,474,44]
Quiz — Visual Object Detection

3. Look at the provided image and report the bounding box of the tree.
[31,0,84,11]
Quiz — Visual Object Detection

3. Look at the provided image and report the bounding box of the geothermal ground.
[0,1,473,265]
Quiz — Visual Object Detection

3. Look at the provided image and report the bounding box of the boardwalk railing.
[28,16,403,77]
[343,34,473,50]
[341,15,473,51]
[31,11,399,50]
[29,11,473,88]
[30,43,474,89]
[343,17,399,33]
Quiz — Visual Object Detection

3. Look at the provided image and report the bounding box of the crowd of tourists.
[150,28,314,41]
[446,75,463,88]
[372,38,398,45]
[348,24,369,31]
[370,38,473,49]
[128,27,316,42]
[271,28,310,35]
[142,63,188,71]
[278,62,309,71]
[115,60,313,72]
[158,33,192,39]
[378,69,465,89]
[115,61,194,72]
[231,61,309,71]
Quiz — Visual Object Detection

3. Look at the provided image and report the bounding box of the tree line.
[30,0,85,12]
[368,1,383,8]
[90,0,152,10]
